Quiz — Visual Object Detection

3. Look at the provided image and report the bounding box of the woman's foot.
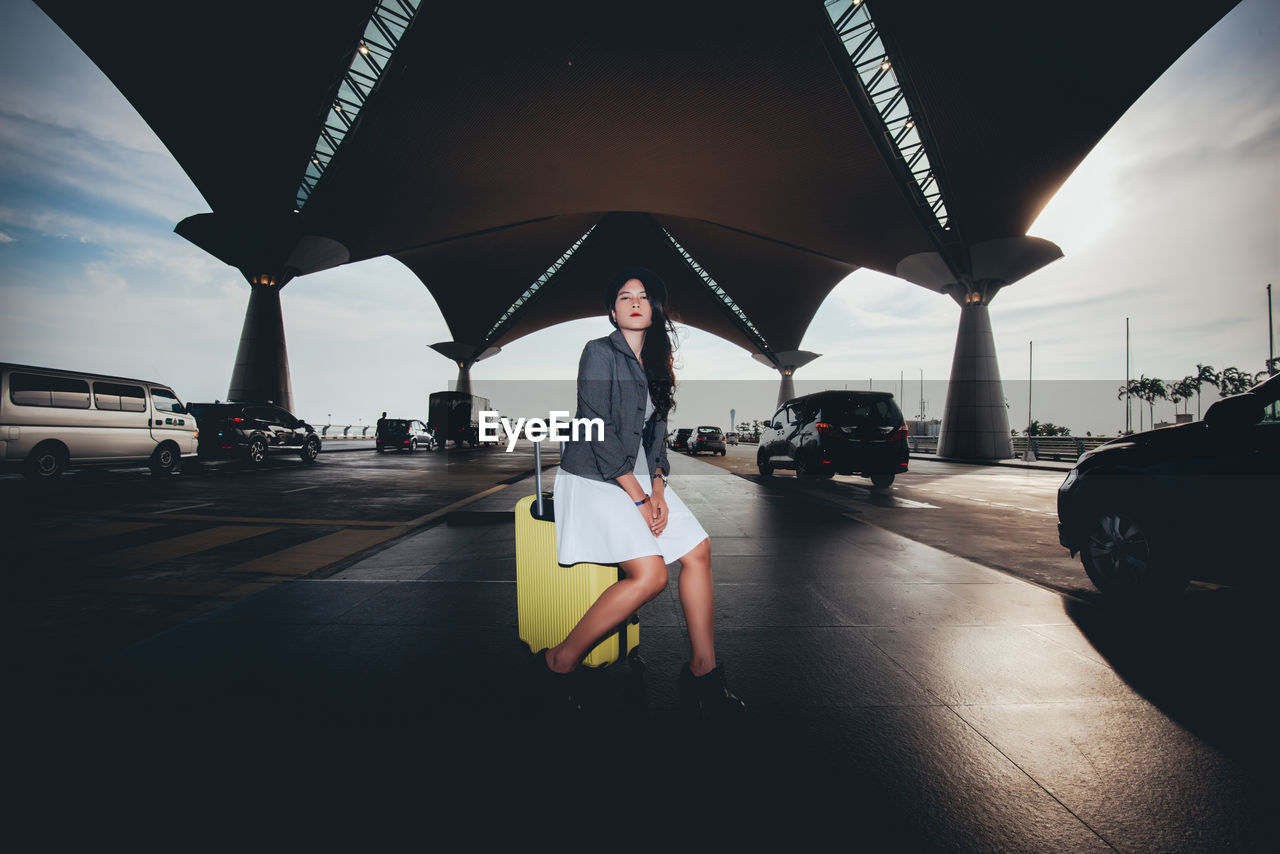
[531,648,582,713]
[679,662,746,719]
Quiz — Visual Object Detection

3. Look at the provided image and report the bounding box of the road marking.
[404,484,509,527]
[226,483,511,577]
[97,511,399,528]
[226,527,406,576]
[34,521,161,543]
[84,482,512,588]
[156,503,214,513]
[93,525,279,570]
[887,497,940,509]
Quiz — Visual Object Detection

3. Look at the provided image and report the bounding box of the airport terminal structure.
[34,0,1241,458]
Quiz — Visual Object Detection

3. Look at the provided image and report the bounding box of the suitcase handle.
[534,438,544,517]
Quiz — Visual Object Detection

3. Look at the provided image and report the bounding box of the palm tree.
[1169,378,1191,417]
[1137,375,1167,428]
[1218,366,1254,396]
[1117,378,1145,432]
[1193,364,1218,419]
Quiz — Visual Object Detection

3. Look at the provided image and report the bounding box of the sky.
[0,0,1276,437]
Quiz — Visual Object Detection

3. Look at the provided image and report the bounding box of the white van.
[0,363,198,480]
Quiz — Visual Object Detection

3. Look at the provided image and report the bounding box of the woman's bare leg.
[676,538,716,676]
[546,554,667,673]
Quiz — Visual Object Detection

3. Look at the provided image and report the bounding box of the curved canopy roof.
[36,0,1239,365]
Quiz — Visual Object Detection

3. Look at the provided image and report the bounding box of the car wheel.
[149,442,181,476]
[1080,510,1185,603]
[376,443,384,453]
[757,453,774,478]
[408,439,417,453]
[870,474,895,489]
[23,441,67,480]
[719,449,726,456]
[246,436,268,466]
[299,436,320,463]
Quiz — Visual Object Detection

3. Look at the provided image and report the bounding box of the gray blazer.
[559,329,669,484]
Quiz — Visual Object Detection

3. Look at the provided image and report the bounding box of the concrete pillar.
[754,350,820,409]
[455,363,472,396]
[937,301,1012,460]
[776,370,796,409]
[228,281,293,411]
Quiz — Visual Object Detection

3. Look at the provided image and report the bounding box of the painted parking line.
[155,503,214,514]
[93,525,279,570]
[226,527,407,576]
[225,483,511,577]
[403,483,509,527]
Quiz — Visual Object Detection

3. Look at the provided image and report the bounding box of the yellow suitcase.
[515,443,639,669]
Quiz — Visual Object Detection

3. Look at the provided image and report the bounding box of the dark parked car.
[188,402,321,465]
[377,418,434,453]
[757,390,908,486]
[670,428,693,452]
[689,426,726,456]
[1057,373,1279,603]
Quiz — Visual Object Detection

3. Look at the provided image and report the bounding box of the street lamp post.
[918,369,925,422]
[1027,340,1033,437]
[1268,283,1275,376]
[1125,317,1131,434]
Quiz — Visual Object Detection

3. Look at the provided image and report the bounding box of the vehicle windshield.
[821,395,901,427]
[386,419,410,430]
[697,427,721,435]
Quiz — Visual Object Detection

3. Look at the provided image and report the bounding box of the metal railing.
[908,435,1115,461]
[318,425,376,439]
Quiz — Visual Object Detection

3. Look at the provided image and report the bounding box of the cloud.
[0,231,13,243]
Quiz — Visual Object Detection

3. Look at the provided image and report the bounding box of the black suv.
[188,402,321,465]
[758,390,908,485]
[669,428,693,452]
[1057,373,1279,603]
[377,418,434,453]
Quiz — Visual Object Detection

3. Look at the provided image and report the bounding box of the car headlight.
[1059,468,1079,492]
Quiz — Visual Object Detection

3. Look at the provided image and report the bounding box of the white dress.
[554,393,708,566]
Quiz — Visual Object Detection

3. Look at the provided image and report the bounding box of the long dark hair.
[607,266,677,419]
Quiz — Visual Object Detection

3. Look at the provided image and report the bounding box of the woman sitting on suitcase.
[538,266,744,718]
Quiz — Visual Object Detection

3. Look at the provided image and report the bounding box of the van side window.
[151,388,184,413]
[93,382,147,412]
[10,372,91,409]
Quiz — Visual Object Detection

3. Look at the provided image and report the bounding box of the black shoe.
[679,662,746,719]
[531,649,582,714]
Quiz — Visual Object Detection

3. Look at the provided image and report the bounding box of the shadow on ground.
[1065,587,1278,768]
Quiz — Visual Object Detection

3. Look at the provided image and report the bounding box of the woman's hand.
[649,490,669,536]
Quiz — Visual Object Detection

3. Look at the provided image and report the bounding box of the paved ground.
[4,444,1271,846]
[697,444,1104,598]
